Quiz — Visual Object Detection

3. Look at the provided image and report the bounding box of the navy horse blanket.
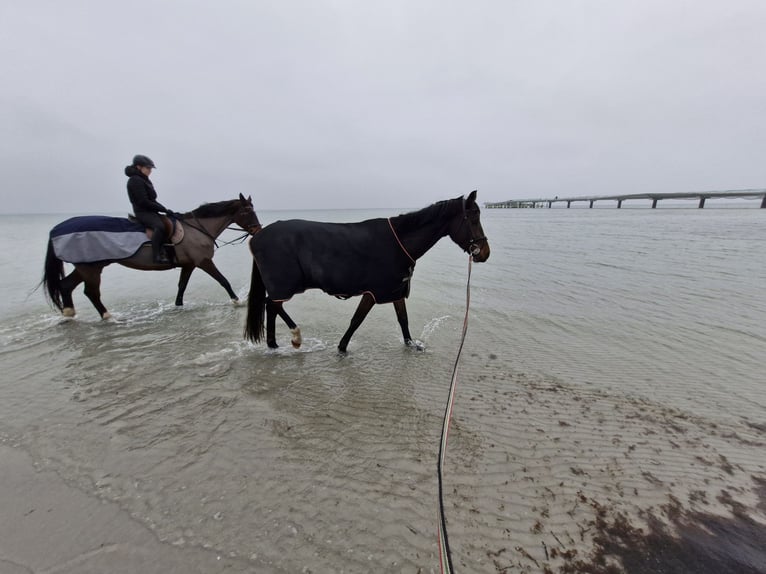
[50,216,149,263]
[250,218,414,303]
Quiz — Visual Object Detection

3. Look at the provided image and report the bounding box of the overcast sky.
[2,1,765,213]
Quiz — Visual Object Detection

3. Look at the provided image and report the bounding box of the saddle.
[128,214,184,244]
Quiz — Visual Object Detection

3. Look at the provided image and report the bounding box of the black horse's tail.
[42,238,65,311]
[244,259,266,342]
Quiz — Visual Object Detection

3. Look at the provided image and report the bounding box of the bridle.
[183,201,262,248]
[460,197,487,256]
[225,203,262,242]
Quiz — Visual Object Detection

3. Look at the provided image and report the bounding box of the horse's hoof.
[290,327,302,348]
[267,340,279,349]
[62,308,75,318]
[102,312,112,320]
[231,298,244,307]
[406,339,426,351]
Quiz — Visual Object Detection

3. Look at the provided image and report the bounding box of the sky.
[1,0,765,213]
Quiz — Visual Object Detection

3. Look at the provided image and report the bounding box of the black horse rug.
[251,217,415,304]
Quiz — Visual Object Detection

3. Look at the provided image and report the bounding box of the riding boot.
[151,230,169,264]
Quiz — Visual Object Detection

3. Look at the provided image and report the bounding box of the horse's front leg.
[175,265,195,306]
[393,299,424,350]
[338,293,375,353]
[198,259,239,303]
[393,299,414,346]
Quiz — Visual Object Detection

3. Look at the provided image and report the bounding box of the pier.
[485,189,766,209]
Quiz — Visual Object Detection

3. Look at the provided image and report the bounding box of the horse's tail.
[42,238,65,311]
[244,258,265,342]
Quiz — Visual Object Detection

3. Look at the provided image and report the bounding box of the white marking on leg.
[290,327,302,348]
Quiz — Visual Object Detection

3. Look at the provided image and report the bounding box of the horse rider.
[125,154,175,264]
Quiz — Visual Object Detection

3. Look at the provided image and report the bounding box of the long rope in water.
[437,254,473,574]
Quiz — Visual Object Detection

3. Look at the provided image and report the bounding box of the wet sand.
[443,363,766,573]
[0,445,253,574]
[2,364,765,573]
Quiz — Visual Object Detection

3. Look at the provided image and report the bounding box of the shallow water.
[1,206,765,572]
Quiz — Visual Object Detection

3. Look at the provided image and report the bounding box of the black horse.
[244,190,490,352]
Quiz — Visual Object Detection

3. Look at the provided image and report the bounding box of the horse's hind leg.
[265,299,279,348]
[59,270,84,317]
[275,303,301,348]
[81,266,110,319]
[338,293,376,353]
[265,300,301,348]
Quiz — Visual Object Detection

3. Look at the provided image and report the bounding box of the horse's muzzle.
[471,242,490,262]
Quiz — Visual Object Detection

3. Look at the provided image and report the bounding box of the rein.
[182,212,256,249]
[183,213,221,247]
[218,229,251,247]
[437,253,473,574]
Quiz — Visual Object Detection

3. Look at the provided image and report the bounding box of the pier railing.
[485,189,766,209]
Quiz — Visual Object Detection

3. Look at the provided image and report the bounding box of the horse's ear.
[466,189,477,206]
[239,193,246,201]
[247,195,252,203]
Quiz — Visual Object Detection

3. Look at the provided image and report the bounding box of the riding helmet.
[132,154,156,169]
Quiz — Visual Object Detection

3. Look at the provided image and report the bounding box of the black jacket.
[125,165,167,213]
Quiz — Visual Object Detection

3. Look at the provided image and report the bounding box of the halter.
[460,197,487,256]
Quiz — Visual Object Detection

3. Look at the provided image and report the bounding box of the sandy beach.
[0,445,254,574]
[447,370,766,573]
[2,368,765,573]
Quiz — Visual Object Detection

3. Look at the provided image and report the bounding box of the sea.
[1,202,765,573]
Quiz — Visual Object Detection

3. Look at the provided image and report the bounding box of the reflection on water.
[1,209,765,572]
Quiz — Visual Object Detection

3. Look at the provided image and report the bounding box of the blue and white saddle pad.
[50,216,149,263]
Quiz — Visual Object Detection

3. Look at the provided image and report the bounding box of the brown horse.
[43,194,260,319]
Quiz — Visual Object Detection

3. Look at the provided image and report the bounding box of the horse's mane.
[392,197,461,232]
[184,199,241,219]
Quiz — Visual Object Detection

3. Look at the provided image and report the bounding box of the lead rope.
[437,253,473,574]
